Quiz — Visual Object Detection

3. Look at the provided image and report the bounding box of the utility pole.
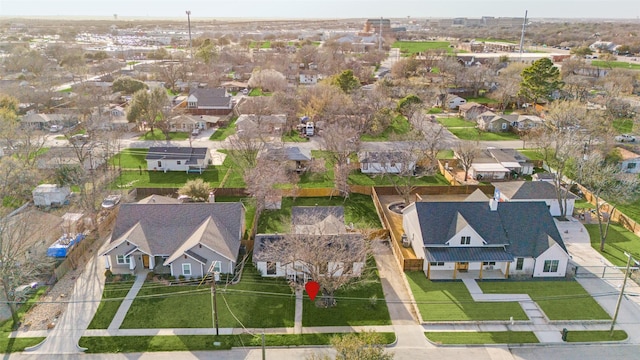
[261,331,266,360]
[186,10,193,59]
[610,252,635,336]
[518,10,528,60]
[212,276,219,335]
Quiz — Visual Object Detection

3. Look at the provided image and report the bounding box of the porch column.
[505,262,510,279]
[104,255,110,269]
[129,257,136,271]
[453,264,457,280]
[427,262,431,279]
[149,256,155,270]
[479,265,483,280]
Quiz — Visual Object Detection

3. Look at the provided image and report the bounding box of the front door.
[457,262,469,272]
[142,255,150,268]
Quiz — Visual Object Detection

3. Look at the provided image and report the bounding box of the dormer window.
[188,101,197,108]
[460,236,471,245]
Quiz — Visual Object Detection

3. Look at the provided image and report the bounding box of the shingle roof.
[358,151,414,163]
[189,88,231,108]
[263,147,312,162]
[413,201,566,258]
[292,206,345,226]
[492,181,578,200]
[426,247,513,262]
[145,147,208,165]
[106,203,243,259]
[253,233,363,262]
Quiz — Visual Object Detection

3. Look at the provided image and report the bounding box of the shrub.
[104,269,114,281]
[146,272,155,281]
[178,275,186,281]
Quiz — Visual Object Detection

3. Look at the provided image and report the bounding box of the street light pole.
[610,252,635,336]
[186,10,193,59]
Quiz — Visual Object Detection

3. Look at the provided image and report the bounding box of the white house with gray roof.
[358,151,416,174]
[101,203,245,278]
[402,200,569,279]
[145,147,210,173]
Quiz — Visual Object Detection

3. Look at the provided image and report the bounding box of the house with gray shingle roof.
[145,147,210,173]
[101,202,245,278]
[492,181,578,216]
[184,88,233,116]
[358,151,417,174]
[402,200,569,279]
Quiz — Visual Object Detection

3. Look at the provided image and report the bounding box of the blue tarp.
[46,234,85,258]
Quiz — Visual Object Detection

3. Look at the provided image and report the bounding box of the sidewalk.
[108,270,149,330]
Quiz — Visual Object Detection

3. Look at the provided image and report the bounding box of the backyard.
[448,127,521,141]
[360,115,411,141]
[585,223,640,267]
[437,116,476,128]
[256,194,382,233]
[348,172,449,187]
[209,117,237,141]
[392,41,453,55]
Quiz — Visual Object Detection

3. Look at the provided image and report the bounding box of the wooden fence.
[575,183,640,238]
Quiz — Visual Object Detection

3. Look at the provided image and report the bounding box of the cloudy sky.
[1,0,639,19]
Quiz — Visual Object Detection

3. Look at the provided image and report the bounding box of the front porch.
[427,268,507,280]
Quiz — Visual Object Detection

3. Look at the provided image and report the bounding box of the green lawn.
[109,148,149,169]
[88,280,136,329]
[360,115,411,142]
[474,38,517,44]
[0,287,48,332]
[294,150,335,188]
[302,258,391,326]
[464,97,499,104]
[111,168,227,189]
[518,149,544,161]
[0,336,46,353]
[448,128,521,141]
[209,117,237,141]
[218,150,246,188]
[565,330,627,342]
[248,88,271,97]
[585,224,640,267]
[257,194,381,233]
[428,107,443,114]
[478,280,610,320]
[437,116,476,128]
[574,199,596,210]
[348,172,449,187]
[121,263,294,329]
[249,41,271,49]
[393,41,452,54]
[139,129,189,141]
[282,130,309,142]
[79,332,396,353]
[405,273,527,321]
[614,199,640,225]
[425,331,538,344]
[591,60,640,70]
[437,150,455,159]
[613,118,635,134]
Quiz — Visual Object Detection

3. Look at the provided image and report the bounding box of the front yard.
[437,116,476,128]
[120,263,295,329]
[448,127,521,141]
[405,273,528,321]
[139,129,190,141]
[88,279,135,329]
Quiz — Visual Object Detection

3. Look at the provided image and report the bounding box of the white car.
[101,194,122,209]
[615,134,637,142]
[49,125,63,133]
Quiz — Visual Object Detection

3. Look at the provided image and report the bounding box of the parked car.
[101,194,122,209]
[615,134,637,142]
[49,125,63,133]
[191,128,201,136]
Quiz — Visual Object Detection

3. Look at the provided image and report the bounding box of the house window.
[516,257,524,270]
[543,260,559,273]
[188,101,197,108]
[460,236,471,245]
[116,255,130,264]
[157,161,162,167]
[482,262,496,266]
[628,163,637,169]
[501,122,508,130]
[429,262,445,266]
[177,160,181,165]
[212,261,221,273]
[266,262,277,275]
[182,263,192,276]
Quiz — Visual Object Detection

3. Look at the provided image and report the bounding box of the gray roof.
[253,233,363,262]
[358,151,414,163]
[189,88,231,108]
[291,206,345,226]
[146,147,208,165]
[426,247,513,262]
[492,181,578,200]
[107,203,243,259]
[487,148,530,163]
[412,201,566,258]
[264,147,312,162]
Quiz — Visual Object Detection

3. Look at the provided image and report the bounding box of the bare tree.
[455,141,480,183]
[322,122,360,197]
[259,210,368,307]
[577,153,640,251]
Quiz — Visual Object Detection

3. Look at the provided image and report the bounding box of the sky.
[1,0,639,19]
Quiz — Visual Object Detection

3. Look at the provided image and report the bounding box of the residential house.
[299,70,319,85]
[235,114,287,137]
[492,181,578,217]
[182,88,233,116]
[253,206,365,281]
[88,105,135,131]
[402,200,570,279]
[458,102,491,121]
[476,111,510,132]
[617,147,640,174]
[437,94,467,110]
[507,114,544,133]
[262,146,313,173]
[136,194,182,204]
[460,148,532,181]
[101,202,245,277]
[145,147,211,173]
[358,151,417,174]
[169,114,221,132]
[36,146,104,171]
[221,81,249,93]
[20,113,78,130]
[486,148,534,176]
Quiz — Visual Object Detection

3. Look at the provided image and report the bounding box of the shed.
[32,184,71,207]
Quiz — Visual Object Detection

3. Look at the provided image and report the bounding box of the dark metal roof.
[492,181,578,200]
[189,88,231,108]
[426,247,514,262]
[145,147,208,164]
[185,249,207,264]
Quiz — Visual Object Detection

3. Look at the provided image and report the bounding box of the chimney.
[489,198,498,211]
